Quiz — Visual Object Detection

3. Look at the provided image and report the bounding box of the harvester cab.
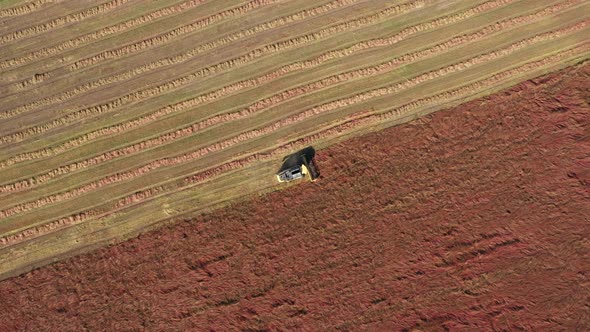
[276,146,319,183]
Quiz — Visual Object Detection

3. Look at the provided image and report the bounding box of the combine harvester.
[276,146,320,183]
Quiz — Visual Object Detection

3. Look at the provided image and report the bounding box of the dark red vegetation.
[1,63,589,331]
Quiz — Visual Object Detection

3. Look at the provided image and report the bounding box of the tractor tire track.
[1,19,586,193]
[0,0,208,70]
[0,0,574,170]
[0,27,584,219]
[1,44,586,247]
[1,0,359,118]
[0,0,132,45]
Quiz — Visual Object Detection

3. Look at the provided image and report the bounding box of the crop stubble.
[5,1,581,190]
[0,0,133,45]
[0,1,580,173]
[0,0,65,18]
[0,0,588,279]
[1,21,588,220]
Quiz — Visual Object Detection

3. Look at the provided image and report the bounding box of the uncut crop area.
[0,0,588,280]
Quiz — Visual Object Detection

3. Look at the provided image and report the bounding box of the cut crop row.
[2,43,585,247]
[1,27,584,219]
[0,0,208,70]
[0,0,424,123]
[0,0,131,45]
[68,0,286,71]
[1,0,359,118]
[2,15,584,193]
[0,0,64,18]
[0,0,508,144]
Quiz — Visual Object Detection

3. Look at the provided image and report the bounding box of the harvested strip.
[232,20,590,118]
[1,28,584,219]
[0,0,132,45]
[69,0,284,70]
[2,20,586,193]
[0,0,63,18]
[313,0,580,59]
[0,0,487,141]
[0,0,208,70]
[372,44,590,123]
[1,43,586,247]
[0,0,566,164]
[2,0,358,118]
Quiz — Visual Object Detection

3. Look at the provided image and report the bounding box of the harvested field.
[0,0,589,279]
[0,61,588,331]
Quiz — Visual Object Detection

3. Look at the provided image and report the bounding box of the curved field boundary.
[1,0,360,118]
[1,18,586,194]
[0,0,576,169]
[1,43,586,247]
[0,0,64,18]
[0,0,209,70]
[0,0,429,142]
[0,0,132,45]
[0,26,585,220]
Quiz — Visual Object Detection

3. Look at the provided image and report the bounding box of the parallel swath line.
[0,0,429,143]
[2,17,585,193]
[0,0,64,18]
[0,0,512,144]
[1,24,584,220]
[0,0,208,70]
[68,0,284,71]
[2,43,587,247]
[0,0,570,168]
[1,0,360,118]
[0,0,132,45]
